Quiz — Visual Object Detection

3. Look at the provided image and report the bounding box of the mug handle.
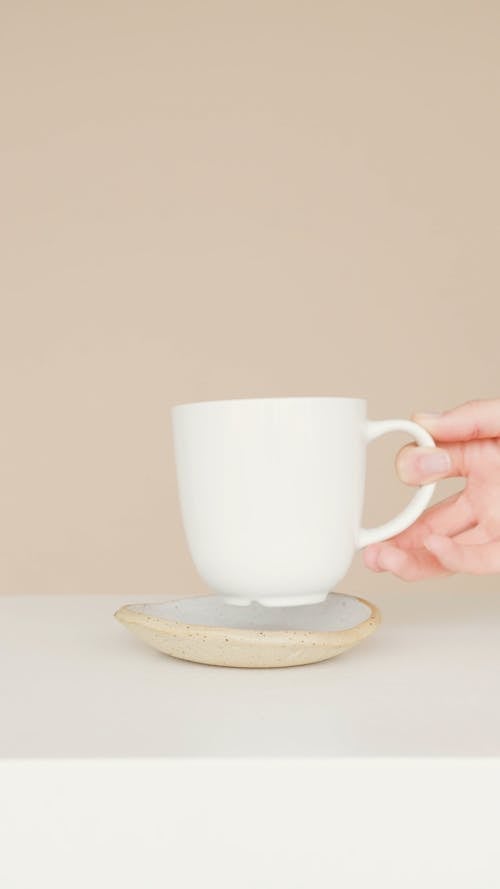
[357,419,437,549]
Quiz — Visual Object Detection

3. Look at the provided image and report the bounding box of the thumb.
[396,444,466,485]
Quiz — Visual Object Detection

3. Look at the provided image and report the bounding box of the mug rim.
[172,395,366,411]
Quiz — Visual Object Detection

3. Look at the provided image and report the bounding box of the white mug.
[172,397,436,607]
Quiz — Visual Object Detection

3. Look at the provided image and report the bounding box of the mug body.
[172,397,367,606]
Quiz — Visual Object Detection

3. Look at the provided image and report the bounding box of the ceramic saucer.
[114,593,380,669]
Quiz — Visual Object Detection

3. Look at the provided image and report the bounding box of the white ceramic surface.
[115,592,380,668]
[172,396,436,606]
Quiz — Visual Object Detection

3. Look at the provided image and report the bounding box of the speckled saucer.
[114,593,380,668]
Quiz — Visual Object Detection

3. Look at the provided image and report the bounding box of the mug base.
[223,593,330,608]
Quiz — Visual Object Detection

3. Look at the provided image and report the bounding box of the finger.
[413,399,500,442]
[451,525,491,545]
[363,544,384,572]
[364,511,482,576]
[396,443,467,484]
[382,492,474,549]
[374,544,449,580]
[363,492,470,569]
[424,534,500,573]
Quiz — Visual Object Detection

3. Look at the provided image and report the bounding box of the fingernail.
[377,545,406,573]
[364,544,382,572]
[417,450,450,478]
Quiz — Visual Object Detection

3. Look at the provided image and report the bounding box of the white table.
[1,590,499,757]
[1,591,500,888]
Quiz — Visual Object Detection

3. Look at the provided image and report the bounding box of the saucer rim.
[114,593,381,648]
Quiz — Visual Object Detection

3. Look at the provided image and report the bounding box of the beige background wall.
[1,1,499,599]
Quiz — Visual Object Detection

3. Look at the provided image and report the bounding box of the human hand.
[364,399,500,578]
